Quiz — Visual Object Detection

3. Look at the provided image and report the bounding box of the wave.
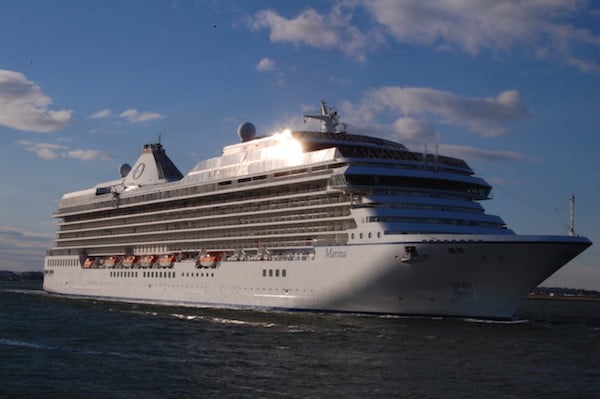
[462,317,530,325]
[0,337,193,365]
[170,312,277,329]
[0,338,55,350]
[0,288,48,296]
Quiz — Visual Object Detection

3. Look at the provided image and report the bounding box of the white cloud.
[247,5,383,62]
[67,149,113,160]
[90,109,111,119]
[247,1,600,71]
[257,57,276,72]
[392,117,439,143]
[346,86,529,137]
[250,8,339,47]
[439,144,526,163]
[119,108,165,123]
[16,140,66,160]
[16,140,112,161]
[0,225,51,271]
[362,0,600,72]
[339,86,530,163]
[0,69,72,133]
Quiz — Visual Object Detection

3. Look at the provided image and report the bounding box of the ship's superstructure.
[43,102,591,319]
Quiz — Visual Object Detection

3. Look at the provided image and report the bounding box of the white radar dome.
[237,122,256,142]
[119,163,132,178]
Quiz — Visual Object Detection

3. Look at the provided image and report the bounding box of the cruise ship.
[43,101,591,319]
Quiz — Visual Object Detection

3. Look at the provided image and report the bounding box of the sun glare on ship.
[263,128,304,166]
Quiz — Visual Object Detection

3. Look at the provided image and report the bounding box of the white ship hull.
[43,234,590,319]
[42,102,593,319]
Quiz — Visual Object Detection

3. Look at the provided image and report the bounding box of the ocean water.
[1,282,599,399]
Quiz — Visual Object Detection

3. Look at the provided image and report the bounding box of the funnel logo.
[132,163,145,180]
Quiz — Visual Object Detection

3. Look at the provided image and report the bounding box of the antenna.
[569,193,576,236]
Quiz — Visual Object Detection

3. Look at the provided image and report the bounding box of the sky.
[0,0,599,289]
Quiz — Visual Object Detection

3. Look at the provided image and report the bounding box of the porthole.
[368,232,372,239]
[359,233,363,239]
[377,232,381,238]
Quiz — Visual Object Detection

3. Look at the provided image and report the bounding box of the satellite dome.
[237,122,256,142]
[119,163,132,178]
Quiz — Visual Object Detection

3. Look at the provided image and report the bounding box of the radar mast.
[304,100,340,133]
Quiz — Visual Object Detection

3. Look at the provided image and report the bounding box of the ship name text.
[325,248,347,259]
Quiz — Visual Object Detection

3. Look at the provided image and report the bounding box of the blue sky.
[1,0,599,289]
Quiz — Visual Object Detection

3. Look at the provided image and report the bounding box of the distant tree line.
[530,286,600,298]
[0,271,44,281]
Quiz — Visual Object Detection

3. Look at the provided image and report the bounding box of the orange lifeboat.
[140,255,157,268]
[197,253,222,268]
[104,256,120,268]
[158,254,176,268]
[122,255,138,268]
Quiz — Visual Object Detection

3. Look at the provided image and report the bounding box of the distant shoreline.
[527,295,600,302]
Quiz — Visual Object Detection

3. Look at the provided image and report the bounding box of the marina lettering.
[325,248,347,258]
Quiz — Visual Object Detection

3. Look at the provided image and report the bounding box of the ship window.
[282,269,286,277]
[263,269,266,277]
[275,270,280,277]
[269,270,273,277]
[360,233,363,239]
[368,232,372,239]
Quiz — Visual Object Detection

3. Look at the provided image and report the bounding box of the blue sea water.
[1,281,599,398]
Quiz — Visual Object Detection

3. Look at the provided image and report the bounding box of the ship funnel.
[122,143,183,188]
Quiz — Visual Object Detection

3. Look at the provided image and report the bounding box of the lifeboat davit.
[104,256,120,268]
[140,255,157,268]
[122,255,138,268]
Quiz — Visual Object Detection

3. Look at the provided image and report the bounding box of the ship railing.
[56,201,352,237]
[58,191,351,231]
[54,231,349,253]
[55,222,350,246]
[55,178,340,220]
